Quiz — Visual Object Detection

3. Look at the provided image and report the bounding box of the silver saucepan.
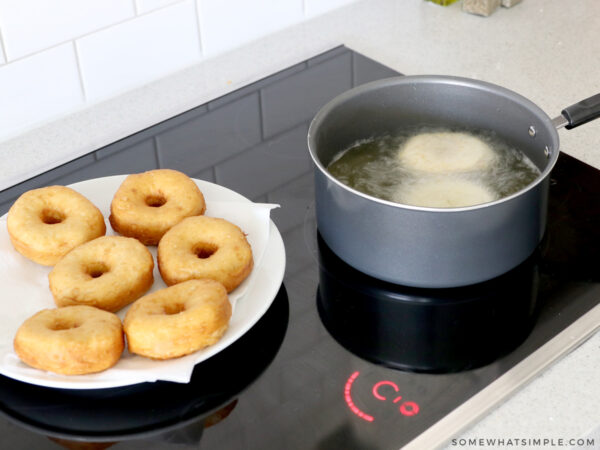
[308,76,600,288]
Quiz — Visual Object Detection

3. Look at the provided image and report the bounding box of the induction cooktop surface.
[0,46,599,450]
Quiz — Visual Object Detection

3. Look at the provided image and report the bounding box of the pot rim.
[307,75,561,213]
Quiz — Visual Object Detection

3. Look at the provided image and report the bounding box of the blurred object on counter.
[426,0,460,5]
[501,0,522,6]
[48,438,115,450]
[204,400,238,428]
[462,0,501,16]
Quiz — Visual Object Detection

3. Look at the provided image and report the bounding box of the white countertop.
[1,0,599,447]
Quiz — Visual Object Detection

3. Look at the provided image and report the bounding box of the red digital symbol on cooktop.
[344,371,420,422]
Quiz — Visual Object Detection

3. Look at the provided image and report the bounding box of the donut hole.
[40,208,66,225]
[192,243,218,259]
[145,194,167,208]
[163,302,185,315]
[85,262,110,279]
[48,319,81,331]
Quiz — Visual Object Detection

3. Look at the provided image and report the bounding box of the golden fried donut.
[157,216,253,292]
[124,279,232,359]
[49,236,154,313]
[6,186,106,266]
[14,305,124,375]
[109,169,206,245]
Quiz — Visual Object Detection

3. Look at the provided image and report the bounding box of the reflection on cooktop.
[0,285,288,445]
[316,233,539,373]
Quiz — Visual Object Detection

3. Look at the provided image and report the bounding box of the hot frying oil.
[326,127,541,207]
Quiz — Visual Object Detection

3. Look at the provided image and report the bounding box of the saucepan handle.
[552,93,600,130]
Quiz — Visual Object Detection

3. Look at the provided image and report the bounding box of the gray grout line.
[261,119,310,145]
[350,51,356,87]
[274,168,313,193]
[193,0,204,58]
[132,0,140,15]
[3,40,77,66]
[154,136,163,168]
[253,168,313,202]
[191,120,310,174]
[258,89,266,141]
[72,41,88,101]
[1,24,130,66]
[153,137,159,168]
[0,25,8,63]
[0,0,188,66]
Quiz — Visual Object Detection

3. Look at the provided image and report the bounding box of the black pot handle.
[557,93,600,129]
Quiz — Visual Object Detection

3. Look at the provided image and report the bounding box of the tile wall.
[0,0,359,142]
[0,48,398,216]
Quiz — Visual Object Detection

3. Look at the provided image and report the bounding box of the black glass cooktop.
[0,46,599,450]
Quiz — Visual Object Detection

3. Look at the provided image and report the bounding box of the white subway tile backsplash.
[304,0,358,18]
[0,0,135,61]
[76,0,202,103]
[135,0,182,14]
[198,0,304,58]
[0,43,84,141]
[0,0,365,154]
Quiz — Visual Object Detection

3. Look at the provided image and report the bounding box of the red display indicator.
[345,371,420,422]
[344,371,374,422]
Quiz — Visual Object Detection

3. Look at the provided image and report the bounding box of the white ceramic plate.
[0,175,285,389]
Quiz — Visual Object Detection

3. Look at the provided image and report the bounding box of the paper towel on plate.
[0,200,278,389]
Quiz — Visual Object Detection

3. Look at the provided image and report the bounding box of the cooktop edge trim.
[402,302,600,450]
